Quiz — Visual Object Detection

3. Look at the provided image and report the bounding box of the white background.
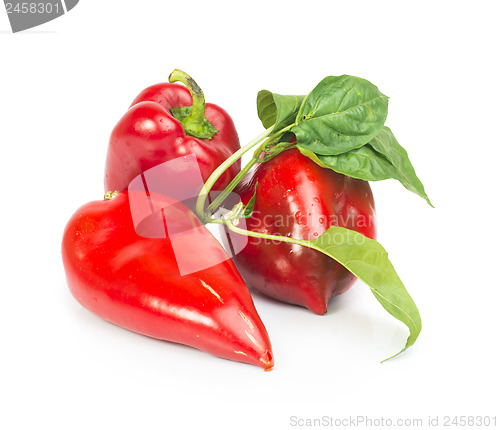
[1,1,499,429]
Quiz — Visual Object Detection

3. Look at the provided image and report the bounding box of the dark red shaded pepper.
[62,191,273,369]
[104,70,240,193]
[232,148,377,315]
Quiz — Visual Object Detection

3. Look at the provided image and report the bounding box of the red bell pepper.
[134,73,426,359]
[232,148,376,315]
[61,190,274,369]
[104,69,240,193]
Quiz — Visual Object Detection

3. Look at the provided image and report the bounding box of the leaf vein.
[371,289,418,332]
[303,95,387,122]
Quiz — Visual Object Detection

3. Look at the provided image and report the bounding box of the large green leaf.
[298,127,432,206]
[309,226,422,360]
[368,127,432,206]
[257,90,305,132]
[293,75,389,155]
[297,144,393,180]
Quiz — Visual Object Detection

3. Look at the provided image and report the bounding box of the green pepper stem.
[207,129,292,213]
[207,156,259,216]
[224,218,320,251]
[195,128,273,221]
[169,69,208,136]
[196,124,299,221]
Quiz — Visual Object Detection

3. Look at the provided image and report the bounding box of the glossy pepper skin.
[62,191,273,369]
[232,148,376,315]
[104,82,240,193]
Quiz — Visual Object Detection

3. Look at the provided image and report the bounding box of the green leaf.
[243,183,258,218]
[309,226,422,360]
[367,127,432,206]
[298,127,432,206]
[292,75,389,155]
[223,183,258,221]
[257,90,305,132]
[297,144,392,180]
[171,105,219,140]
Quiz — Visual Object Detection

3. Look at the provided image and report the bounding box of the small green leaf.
[309,226,422,360]
[293,75,389,155]
[298,127,432,206]
[171,105,219,140]
[368,127,432,206]
[243,183,258,218]
[257,90,305,132]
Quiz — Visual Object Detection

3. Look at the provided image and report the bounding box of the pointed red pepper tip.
[260,350,274,371]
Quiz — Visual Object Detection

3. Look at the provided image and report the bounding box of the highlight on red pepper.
[61,190,274,370]
[104,69,241,194]
[197,74,432,360]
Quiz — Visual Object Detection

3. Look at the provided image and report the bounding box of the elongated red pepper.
[232,148,376,315]
[62,190,273,369]
[104,70,240,193]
